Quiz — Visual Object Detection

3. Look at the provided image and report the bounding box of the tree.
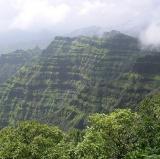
[0,121,69,159]
[126,93,160,158]
[74,109,140,159]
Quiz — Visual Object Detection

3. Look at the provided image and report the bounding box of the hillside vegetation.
[0,32,159,129]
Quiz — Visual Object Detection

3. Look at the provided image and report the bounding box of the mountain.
[0,47,42,85]
[0,31,159,130]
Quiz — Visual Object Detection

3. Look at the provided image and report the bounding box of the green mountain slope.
[0,32,159,129]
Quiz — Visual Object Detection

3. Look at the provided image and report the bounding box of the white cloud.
[9,0,70,30]
[0,0,158,32]
[0,0,160,46]
[140,23,160,46]
[79,1,106,15]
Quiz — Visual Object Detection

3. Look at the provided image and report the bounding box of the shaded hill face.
[114,52,160,109]
[0,48,41,85]
[0,32,159,130]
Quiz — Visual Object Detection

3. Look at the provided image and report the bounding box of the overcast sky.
[0,0,160,50]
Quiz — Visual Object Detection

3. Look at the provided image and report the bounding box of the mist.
[0,0,160,52]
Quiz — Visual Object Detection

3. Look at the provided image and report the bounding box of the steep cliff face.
[0,32,158,129]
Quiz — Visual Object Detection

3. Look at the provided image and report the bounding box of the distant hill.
[0,47,42,84]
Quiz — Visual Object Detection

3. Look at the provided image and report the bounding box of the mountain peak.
[104,30,121,37]
[103,30,135,39]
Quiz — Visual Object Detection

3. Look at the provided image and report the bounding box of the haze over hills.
[0,30,58,53]
[0,24,159,54]
[0,26,137,53]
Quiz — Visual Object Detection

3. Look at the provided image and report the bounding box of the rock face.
[0,32,159,130]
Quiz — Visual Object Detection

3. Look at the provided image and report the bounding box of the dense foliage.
[0,94,160,158]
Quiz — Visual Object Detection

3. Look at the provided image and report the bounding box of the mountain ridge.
[0,31,159,129]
